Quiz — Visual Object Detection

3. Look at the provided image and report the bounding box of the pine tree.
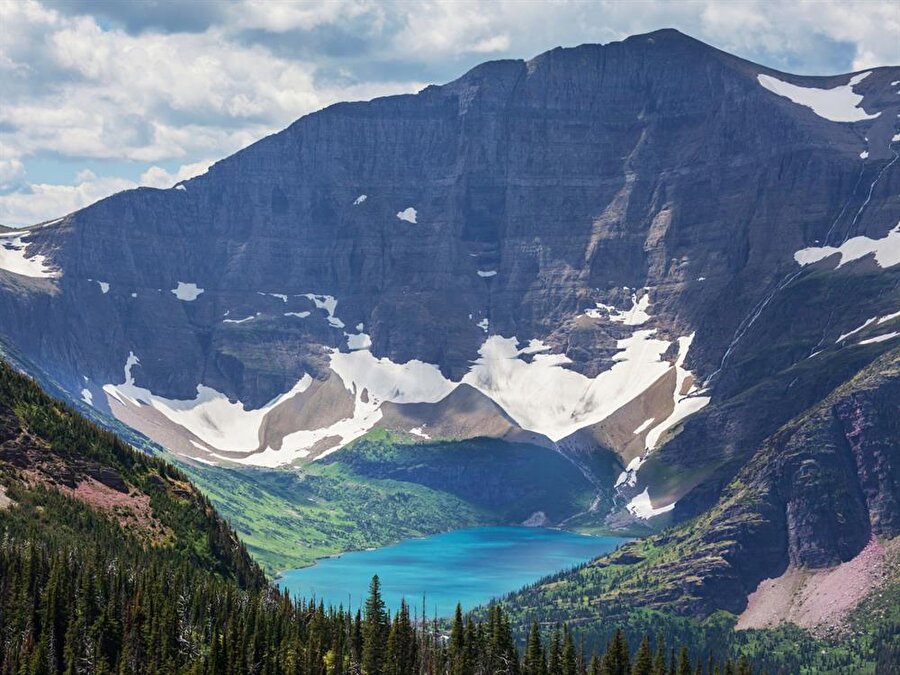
[578,635,587,675]
[548,624,562,675]
[385,599,416,675]
[562,625,576,675]
[652,638,667,675]
[350,609,363,672]
[677,646,691,675]
[632,637,653,675]
[605,629,630,675]
[448,604,467,675]
[525,621,546,675]
[361,576,389,675]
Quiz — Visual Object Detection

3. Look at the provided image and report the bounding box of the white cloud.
[0,172,135,226]
[381,0,898,73]
[0,0,896,226]
[0,158,25,192]
[139,159,214,188]
[0,1,419,166]
[227,0,378,33]
[0,158,223,225]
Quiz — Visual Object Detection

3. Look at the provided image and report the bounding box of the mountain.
[1,28,898,620]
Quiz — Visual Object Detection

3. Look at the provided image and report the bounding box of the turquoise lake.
[277,526,626,617]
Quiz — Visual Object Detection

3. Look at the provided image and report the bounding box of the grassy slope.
[181,457,490,574]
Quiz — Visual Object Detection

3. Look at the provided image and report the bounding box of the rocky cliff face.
[0,29,898,536]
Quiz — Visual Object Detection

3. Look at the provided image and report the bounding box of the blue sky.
[1,0,898,225]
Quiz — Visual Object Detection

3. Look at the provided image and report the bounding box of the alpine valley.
[1,28,898,673]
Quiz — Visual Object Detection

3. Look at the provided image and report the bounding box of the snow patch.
[836,311,899,343]
[476,318,489,333]
[615,456,645,488]
[860,150,869,159]
[757,71,878,123]
[633,418,656,435]
[626,488,675,519]
[223,314,257,324]
[175,184,187,191]
[103,352,312,455]
[858,332,899,345]
[409,426,431,439]
[304,293,344,328]
[284,311,310,318]
[96,281,110,294]
[80,389,93,406]
[461,331,673,442]
[644,333,710,450]
[477,270,497,278]
[518,339,551,355]
[171,282,204,301]
[346,332,372,351]
[330,350,456,405]
[0,231,58,278]
[838,317,878,342]
[246,350,457,466]
[794,223,900,269]
[353,194,367,205]
[186,454,216,466]
[585,293,651,325]
[396,207,417,223]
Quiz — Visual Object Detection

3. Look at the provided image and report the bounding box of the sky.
[1,0,898,226]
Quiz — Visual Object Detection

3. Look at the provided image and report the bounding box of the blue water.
[277,526,626,617]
